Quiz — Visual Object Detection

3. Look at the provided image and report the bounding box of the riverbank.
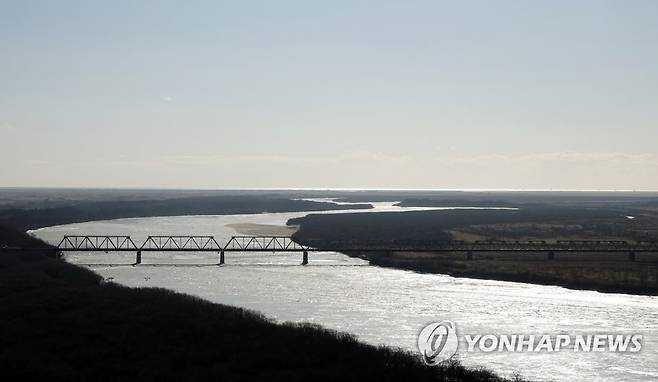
[1,226,519,381]
[343,250,658,296]
[289,209,658,295]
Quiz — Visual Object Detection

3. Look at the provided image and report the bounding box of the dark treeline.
[289,207,626,243]
[332,190,658,206]
[0,195,371,231]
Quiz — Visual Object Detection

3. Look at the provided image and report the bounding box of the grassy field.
[290,206,658,295]
[358,251,658,295]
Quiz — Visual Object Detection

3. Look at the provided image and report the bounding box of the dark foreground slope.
[0,228,514,382]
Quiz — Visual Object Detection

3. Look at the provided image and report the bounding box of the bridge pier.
[547,251,555,261]
[302,251,308,265]
[466,251,473,260]
[219,250,225,265]
[135,250,141,265]
[629,251,636,262]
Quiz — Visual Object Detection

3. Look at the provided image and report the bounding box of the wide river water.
[32,202,658,381]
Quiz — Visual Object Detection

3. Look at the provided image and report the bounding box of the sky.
[1,0,657,190]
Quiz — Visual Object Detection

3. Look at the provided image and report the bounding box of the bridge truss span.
[224,236,309,252]
[140,236,222,251]
[57,235,138,251]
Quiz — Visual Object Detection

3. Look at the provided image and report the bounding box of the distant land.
[0,192,371,231]
[290,194,658,295]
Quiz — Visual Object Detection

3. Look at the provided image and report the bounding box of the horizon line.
[2,186,658,193]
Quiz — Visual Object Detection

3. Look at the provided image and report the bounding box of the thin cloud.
[11,151,658,190]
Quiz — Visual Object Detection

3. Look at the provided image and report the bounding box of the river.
[31,202,658,381]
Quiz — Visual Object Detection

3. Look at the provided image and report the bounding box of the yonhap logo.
[417,320,642,366]
[417,321,459,365]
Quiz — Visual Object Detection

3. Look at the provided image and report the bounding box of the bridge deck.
[54,235,658,253]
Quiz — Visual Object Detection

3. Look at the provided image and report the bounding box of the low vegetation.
[290,206,658,295]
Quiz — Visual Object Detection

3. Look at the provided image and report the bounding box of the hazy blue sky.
[1,0,657,189]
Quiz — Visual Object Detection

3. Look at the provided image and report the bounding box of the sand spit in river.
[226,223,298,236]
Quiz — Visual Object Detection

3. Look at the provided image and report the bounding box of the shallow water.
[32,203,658,381]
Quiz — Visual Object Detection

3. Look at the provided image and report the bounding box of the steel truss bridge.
[55,235,658,265]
